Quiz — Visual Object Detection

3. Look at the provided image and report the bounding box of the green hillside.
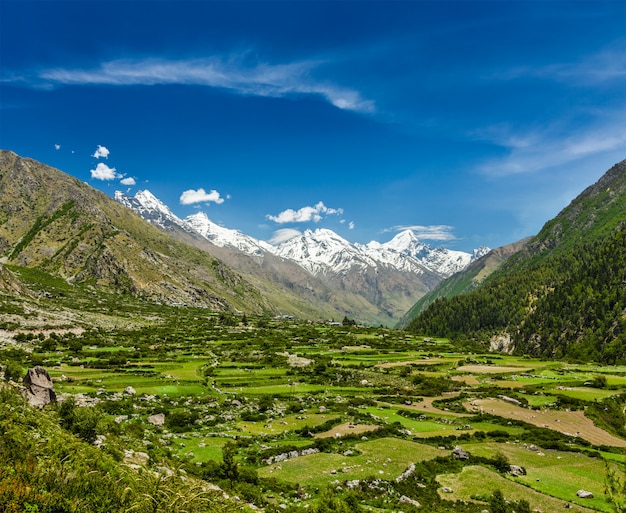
[396,238,531,329]
[407,159,626,362]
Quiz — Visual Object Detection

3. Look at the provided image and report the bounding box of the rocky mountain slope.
[0,150,271,314]
[407,158,626,361]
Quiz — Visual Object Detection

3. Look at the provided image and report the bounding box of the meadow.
[3,308,626,512]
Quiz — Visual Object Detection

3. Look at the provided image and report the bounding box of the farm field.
[3,310,626,512]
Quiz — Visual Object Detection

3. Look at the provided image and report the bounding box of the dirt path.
[380,392,472,418]
[466,398,626,447]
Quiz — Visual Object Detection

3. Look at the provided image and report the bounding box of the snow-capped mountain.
[114,189,490,323]
[185,211,274,257]
[115,190,489,279]
[114,190,196,235]
[274,228,488,279]
[367,229,490,276]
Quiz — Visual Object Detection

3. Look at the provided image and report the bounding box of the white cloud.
[54,144,61,150]
[180,188,225,205]
[348,221,355,230]
[23,56,374,113]
[268,228,302,245]
[267,201,343,224]
[388,225,458,241]
[90,162,119,180]
[120,177,136,186]
[92,145,110,159]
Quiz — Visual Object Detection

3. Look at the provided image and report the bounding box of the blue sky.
[1,0,625,252]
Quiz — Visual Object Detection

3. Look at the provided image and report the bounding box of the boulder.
[452,445,469,460]
[399,495,421,508]
[21,366,56,408]
[147,413,166,426]
[509,465,526,476]
[123,386,137,395]
[577,490,594,499]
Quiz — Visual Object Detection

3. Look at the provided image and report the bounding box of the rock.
[115,415,129,424]
[147,413,166,426]
[509,465,526,476]
[399,495,421,508]
[21,366,56,408]
[124,386,137,395]
[441,487,453,493]
[577,490,594,499]
[528,444,538,451]
[452,445,469,460]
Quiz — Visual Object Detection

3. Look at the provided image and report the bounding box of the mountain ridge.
[115,189,488,279]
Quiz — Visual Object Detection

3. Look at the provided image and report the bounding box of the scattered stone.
[399,495,421,508]
[441,487,453,493]
[509,465,526,476]
[452,445,469,460]
[21,366,56,408]
[147,413,166,426]
[115,415,129,424]
[124,386,137,395]
[528,444,539,451]
[577,490,594,499]
[124,449,150,466]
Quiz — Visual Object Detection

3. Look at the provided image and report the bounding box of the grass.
[437,465,599,513]
[462,442,613,511]
[259,437,446,488]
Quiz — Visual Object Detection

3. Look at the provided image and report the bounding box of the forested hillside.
[407,159,626,362]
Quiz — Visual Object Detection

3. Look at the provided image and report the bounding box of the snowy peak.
[115,189,192,233]
[184,211,273,256]
[273,228,367,275]
[115,190,489,281]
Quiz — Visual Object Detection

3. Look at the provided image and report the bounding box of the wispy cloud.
[386,225,458,241]
[493,42,626,86]
[268,228,302,245]
[475,109,626,177]
[267,201,343,224]
[180,188,225,205]
[10,55,374,113]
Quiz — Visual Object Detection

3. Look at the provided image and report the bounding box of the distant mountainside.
[115,189,488,322]
[407,158,626,362]
[396,237,531,328]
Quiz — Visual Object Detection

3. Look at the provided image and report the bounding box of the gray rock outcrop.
[21,366,56,408]
[452,445,469,460]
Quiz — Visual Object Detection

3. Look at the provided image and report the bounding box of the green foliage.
[311,487,362,513]
[606,461,626,513]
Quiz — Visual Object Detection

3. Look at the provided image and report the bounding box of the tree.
[606,461,626,513]
[221,442,239,483]
[488,489,508,513]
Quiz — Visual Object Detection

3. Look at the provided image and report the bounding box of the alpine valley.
[114,182,490,325]
[4,150,626,513]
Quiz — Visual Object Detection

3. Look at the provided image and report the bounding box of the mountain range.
[114,188,489,322]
